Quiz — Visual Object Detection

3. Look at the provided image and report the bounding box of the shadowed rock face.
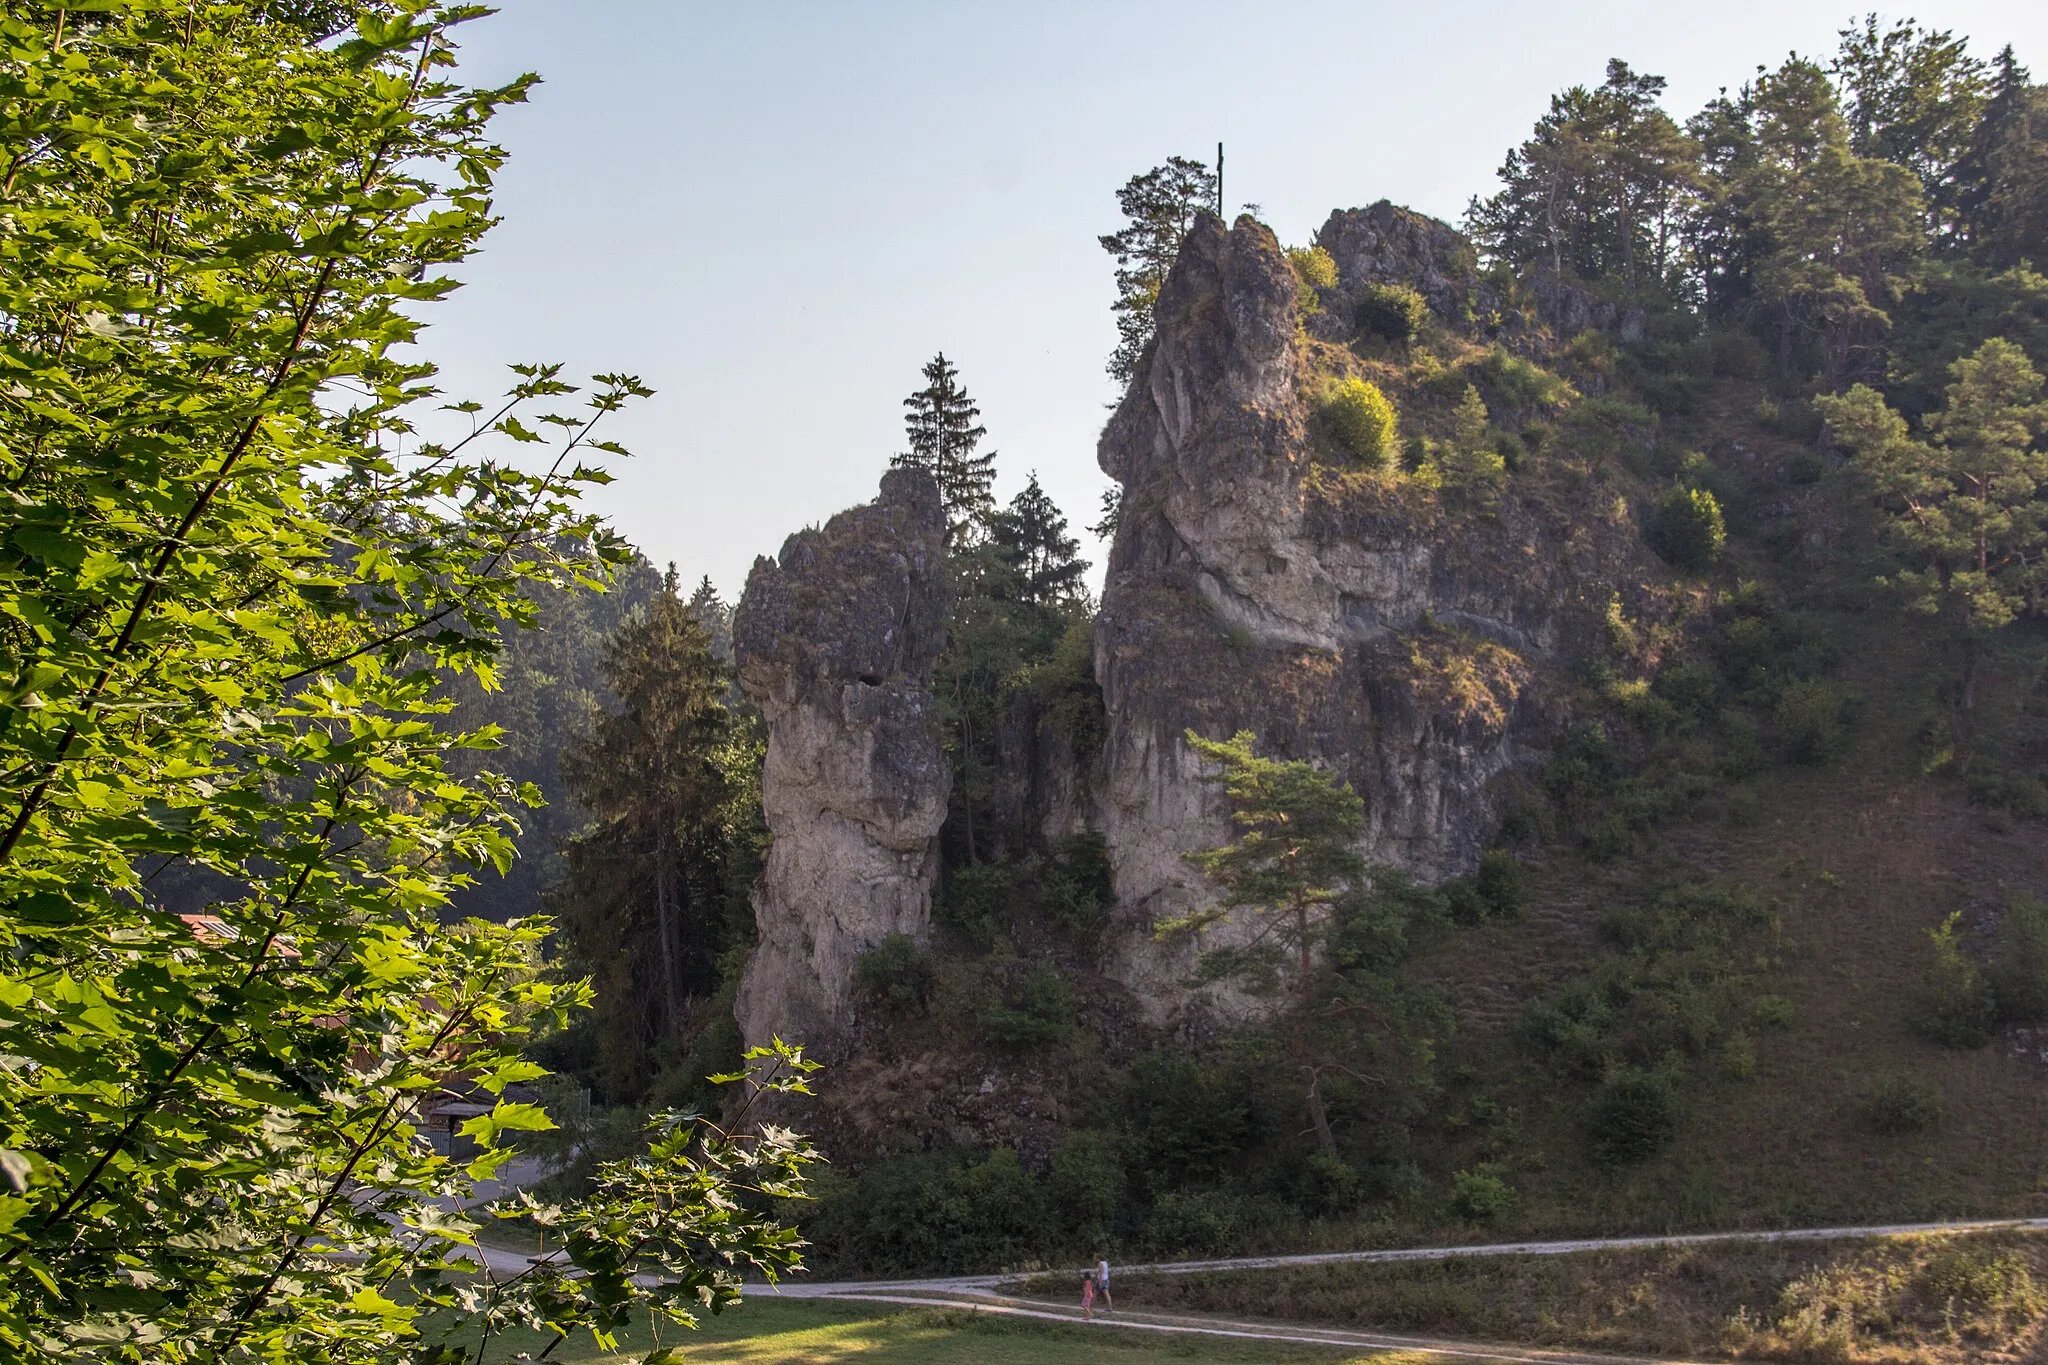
[1091,211,1634,1026]
[732,468,951,1056]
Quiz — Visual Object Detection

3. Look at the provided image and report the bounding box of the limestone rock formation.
[1091,210,1650,1023]
[732,468,951,1056]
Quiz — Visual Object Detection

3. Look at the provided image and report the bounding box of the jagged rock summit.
[732,467,952,1057]
[1090,210,1649,1024]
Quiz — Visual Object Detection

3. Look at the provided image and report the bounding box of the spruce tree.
[992,473,1089,607]
[1101,156,1219,382]
[556,565,742,1098]
[893,352,998,546]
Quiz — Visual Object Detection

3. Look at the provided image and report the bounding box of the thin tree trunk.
[1294,902,1337,1155]
[957,677,979,865]
[657,833,681,1030]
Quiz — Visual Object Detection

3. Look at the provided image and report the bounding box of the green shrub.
[1646,487,1726,571]
[853,933,936,1014]
[1299,1151,1365,1215]
[1020,618,1107,764]
[1042,832,1116,942]
[1721,1029,1757,1079]
[1786,448,1827,485]
[1914,912,1997,1049]
[1709,329,1770,379]
[1140,1190,1282,1259]
[1989,895,2048,1024]
[1445,850,1524,923]
[1287,245,1338,315]
[1753,994,1797,1029]
[979,962,1076,1050]
[1324,377,1398,467]
[940,861,1015,951]
[1492,428,1528,472]
[1448,1163,1515,1221]
[1476,347,1576,409]
[1859,1075,1942,1135]
[1121,1052,1256,1193]
[807,1146,1051,1274]
[1770,677,1853,764]
[1755,396,1826,442]
[1916,1246,2045,1316]
[1355,283,1429,343]
[1968,768,2048,820]
[1588,1069,1679,1165]
[1049,1130,1125,1246]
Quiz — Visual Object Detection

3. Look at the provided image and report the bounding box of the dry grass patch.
[1106,1231,2048,1363]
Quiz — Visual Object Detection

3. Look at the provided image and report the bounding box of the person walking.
[1080,1268,1097,1318]
[1094,1257,1113,1314]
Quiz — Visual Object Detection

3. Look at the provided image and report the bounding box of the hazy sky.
[420,0,2046,599]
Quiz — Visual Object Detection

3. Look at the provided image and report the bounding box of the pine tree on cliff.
[1466,61,1694,297]
[894,352,997,547]
[554,565,742,1099]
[1165,730,1370,1156]
[1101,155,1218,383]
[991,472,1089,607]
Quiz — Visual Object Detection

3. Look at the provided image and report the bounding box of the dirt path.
[771,1213,2048,1297]
[472,1215,2048,1362]
[756,1216,2048,1363]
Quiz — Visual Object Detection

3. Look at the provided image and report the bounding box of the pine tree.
[1742,57,1926,387]
[893,352,998,546]
[1101,156,1218,383]
[991,473,1089,607]
[1817,337,2048,714]
[1166,730,1371,1155]
[555,565,743,1099]
[1466,61,1696,298]
[1832,16,1990,245]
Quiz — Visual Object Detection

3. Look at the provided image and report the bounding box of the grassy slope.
[1391,373,2048,1239]
[459,1298,1396,1364]
[1105,1229,2048,1363]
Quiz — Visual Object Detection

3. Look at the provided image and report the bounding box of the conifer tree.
[1167,731,1370,1155]
[1101,156,1219,382]
[1740,58,1926,386]
[1818,337,2048,713]
[556,566,743,1098]
[1958,49,2048,267]
[893,352,998,546]
[1832,16,1990,245]
[992,473,1089,607]
[1467,61,1696,298]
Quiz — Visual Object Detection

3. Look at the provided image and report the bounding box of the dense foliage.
[0,5,811,1358]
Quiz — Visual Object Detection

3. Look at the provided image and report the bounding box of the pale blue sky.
[421,0,2046,599]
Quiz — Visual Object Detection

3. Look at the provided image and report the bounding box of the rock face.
[732,468,952,1056]
[1091,210,1646,1024]
[1312,200,1645,344]
[1313,201,1502,334]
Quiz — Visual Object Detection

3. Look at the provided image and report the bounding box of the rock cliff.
[732,468,952,1056]
[1090,211,1651,1023]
